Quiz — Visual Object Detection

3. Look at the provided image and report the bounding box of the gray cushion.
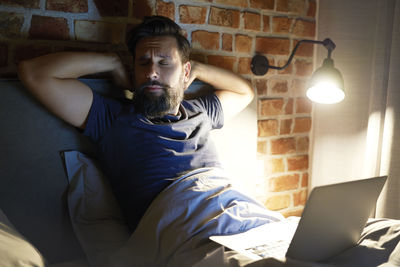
[0,79,121,263]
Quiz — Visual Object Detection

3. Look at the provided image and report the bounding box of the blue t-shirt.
[83,92,224,231]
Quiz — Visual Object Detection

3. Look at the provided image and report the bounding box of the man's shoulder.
[91,92,136,118]
[183,92,219,109]
[94,92,133,107]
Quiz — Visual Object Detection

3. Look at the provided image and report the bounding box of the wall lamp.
[250,38,345,104]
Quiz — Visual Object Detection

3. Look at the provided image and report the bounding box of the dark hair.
[126,16,190,63]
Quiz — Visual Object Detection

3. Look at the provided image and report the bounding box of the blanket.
[107,168,284,267]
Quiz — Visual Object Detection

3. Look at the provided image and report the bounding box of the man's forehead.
[135,36,179,56]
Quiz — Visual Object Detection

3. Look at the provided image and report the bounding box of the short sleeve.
[191,93,224,129]
[83,92,123,143]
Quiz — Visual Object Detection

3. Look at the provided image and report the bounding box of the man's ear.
[183,61,191,83]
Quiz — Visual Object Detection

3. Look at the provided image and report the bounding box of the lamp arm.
[269,38,335,70]
[251,38,337,76]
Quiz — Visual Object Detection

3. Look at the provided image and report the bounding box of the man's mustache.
[136,81,171,92]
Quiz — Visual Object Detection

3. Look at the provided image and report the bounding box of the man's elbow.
[18,59,46,91]
[18,59,35,85]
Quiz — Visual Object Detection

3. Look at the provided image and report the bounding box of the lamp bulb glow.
[307,81,345,104]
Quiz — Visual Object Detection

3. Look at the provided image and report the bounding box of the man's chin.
[137,99,171,118]
[144,92,164,100]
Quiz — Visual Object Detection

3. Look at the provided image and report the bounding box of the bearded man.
[18,16,254,232]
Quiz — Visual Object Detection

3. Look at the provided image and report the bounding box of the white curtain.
[376,0,400,218]
[310,0,400,218]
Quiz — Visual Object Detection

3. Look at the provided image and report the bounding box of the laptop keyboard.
[245,239,290,259]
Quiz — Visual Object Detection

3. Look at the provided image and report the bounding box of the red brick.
[263,15,270,32]
[238,57,252,75]
[294,117,311,133]
[209,7,240,28]
[307,0,317,18]
[280,119,292,135]
[13,44,53,63]
[282,208,303,217]
[192,31,219,50]
[190,53,206,63]
[0,43,7,67]
[0,12,24,38]
[95,0,129,17]
[259,98,284,116]
[250,0,274,10]
[301,173,308,187]
[243,12,261,31]
[293,189,307,206]
[272,17,293,34]
[215,0,247,8]
[285,98,294,114]
[265,158,285,174]
[297,136,309,153]
[265,194,291,210]
[156,0,174,20]
[276,0,306,15]
[235,34,252,53]
[46,0,88,13]
[179,5,206,24]
[0,0,39,8]
[254,79,268,95]
[269,174,300,192]
[295,59,313,76]
[207,55,236,71]
[75,20,125,43]
[291,79,307,96]
[293,19,316,38]
[257,140,267,155]
[29,15,69,40]
[222,34,232,52]
[287,155,308,171]
[258,119,278,137]
[270,79,288,94]
[271,137,296,155]
[296,97,312,113]
[255,37,290,55]
[294,40,314,57]
[277,59,293,74]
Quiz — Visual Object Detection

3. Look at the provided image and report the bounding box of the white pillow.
[63,151,130,267]
[0,209,46,267]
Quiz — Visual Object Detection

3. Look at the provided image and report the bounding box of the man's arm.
[187,61,254,121]
[18,52,129,129]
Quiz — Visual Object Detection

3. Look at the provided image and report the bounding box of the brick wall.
[0,0,316,217]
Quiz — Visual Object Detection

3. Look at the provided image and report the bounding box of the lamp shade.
[307,58,345,104]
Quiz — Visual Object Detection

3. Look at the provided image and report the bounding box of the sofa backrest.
[0,79,98,263]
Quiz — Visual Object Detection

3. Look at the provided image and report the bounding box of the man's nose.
[145,63,159,80]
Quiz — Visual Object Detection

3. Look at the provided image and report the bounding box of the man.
[18,16,254,232]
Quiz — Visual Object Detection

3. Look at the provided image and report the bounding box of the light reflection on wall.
[379,107,394,176]
[210,99,264,199]
[364,109,393,178]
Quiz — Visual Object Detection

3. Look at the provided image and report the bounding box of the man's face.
[133,36,190,118]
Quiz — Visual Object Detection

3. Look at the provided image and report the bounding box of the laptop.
[210,176,387,262]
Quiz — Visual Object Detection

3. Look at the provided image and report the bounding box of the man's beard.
[133,79,184,119]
